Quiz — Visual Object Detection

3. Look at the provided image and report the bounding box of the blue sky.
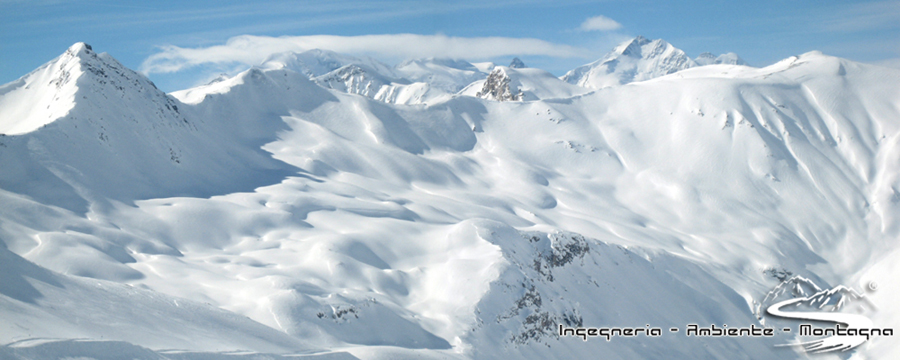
[2,0,898,92]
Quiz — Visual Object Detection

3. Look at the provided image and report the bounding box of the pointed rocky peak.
[44,42,109,92]
[0,42,185,136]
[55,42,102,68]
[2,42,159,135]
[509,57,526,69]
[66,42,93,58]
[476,67,523,102]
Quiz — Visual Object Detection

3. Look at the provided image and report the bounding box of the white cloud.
[579,15,622,32]
[820,1,900,32]
[141,34,586,74]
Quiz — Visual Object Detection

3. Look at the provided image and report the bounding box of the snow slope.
[2,42,900,359]
[0,244,328,356]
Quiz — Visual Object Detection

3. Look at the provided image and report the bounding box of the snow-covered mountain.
[2,41,900,359]
[0,43,297,213]
[561,36,747,89]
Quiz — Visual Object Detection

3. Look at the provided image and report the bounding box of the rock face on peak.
[562,36,748,89]
[509,57,527,69]
[476,68,523,101]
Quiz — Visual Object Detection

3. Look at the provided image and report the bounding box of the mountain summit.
[561,36,746,89]
[0,42,95,135]
[0,42,298,212]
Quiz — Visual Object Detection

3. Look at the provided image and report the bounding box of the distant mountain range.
[188,36,750,105]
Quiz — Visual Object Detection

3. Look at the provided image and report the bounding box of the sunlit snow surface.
[2,42,900,359]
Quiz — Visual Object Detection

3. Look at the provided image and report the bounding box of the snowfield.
[1,38,899,359]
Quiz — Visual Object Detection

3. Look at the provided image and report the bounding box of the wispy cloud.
[141,34,587,74]
[820,0,900,32]
[579,15,622,32]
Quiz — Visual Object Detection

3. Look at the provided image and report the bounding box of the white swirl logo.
[760,276,893,354]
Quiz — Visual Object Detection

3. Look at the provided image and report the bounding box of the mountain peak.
[616,35,653,57]
[509,57,526,69]
[61,42,108,69]
[0,42,178,136]
[69,42,93,53]
[0,43,103,135]
[476,67,523,101]
[561,36,694,89]
[562,36,752,89]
